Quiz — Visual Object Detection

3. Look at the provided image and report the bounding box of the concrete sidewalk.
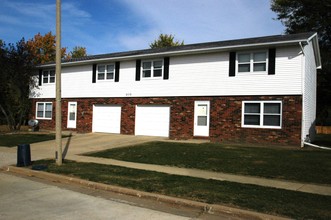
[1,133,331,196]
[69,154,331,196]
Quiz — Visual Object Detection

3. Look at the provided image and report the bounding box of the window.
[36,102,52,119]
[237,51,267,73]
[42,70,55,84]
[142,60,163,79]
[242,101,281,128]
[97,64,114,81]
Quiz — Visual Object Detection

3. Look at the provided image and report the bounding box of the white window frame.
[97,64,115,82]
[242,101,282,129]
[42,70,55,84]
[237,51,268,74]
[141,60,163,79]
[36,102,53,120]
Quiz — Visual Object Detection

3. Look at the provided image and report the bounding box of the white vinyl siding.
[36,102,52,120]
[302,40,317,143]
[242,101,282,129]
[30,46,304,99]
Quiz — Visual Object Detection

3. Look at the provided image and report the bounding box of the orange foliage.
[26,32,67,65]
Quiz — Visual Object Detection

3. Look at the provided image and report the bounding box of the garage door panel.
[135,106,170,137]
[92,105,121,133]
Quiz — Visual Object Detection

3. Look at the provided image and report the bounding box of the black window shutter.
[38,69,42,86]
[135,59,141,81]
[115,61,120,82]
[229,52,236,77]
[92,64,97,83]
[268,48,276,75]
[163,57,170,80]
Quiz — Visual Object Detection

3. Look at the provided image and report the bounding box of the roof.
[40,32,319,67]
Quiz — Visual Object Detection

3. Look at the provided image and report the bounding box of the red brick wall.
[31,95,302,146]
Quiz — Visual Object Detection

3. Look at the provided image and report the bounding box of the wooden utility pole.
[55,0,62,165]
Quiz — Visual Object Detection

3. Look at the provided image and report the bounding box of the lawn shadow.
[62,132,73,159]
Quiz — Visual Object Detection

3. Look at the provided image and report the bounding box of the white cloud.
[110,0,284,51]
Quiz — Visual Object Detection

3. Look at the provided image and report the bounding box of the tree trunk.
[0,104,14,131]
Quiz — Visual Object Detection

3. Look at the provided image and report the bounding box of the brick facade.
[31,95,302,146]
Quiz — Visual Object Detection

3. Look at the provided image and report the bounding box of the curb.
[5,166,289,220]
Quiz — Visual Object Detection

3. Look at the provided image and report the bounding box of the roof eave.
[38,39,308,68]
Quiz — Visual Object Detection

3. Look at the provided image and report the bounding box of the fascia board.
[38,39,306,68]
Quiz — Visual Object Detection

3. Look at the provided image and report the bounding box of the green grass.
[86,140,331,185]
[0,134,66,147]
[33,159,331,220]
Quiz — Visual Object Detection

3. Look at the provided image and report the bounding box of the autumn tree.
[26,32,67,65]
[150,34,184,48]
[68,46,87,58]
[271,0,331,125]
[0,39,35,130]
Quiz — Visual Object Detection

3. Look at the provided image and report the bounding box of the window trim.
[96,63,115,82]
[141,59,164,80]
[42,69,55,84]
[242,101,282,129]
[236,50,268,74]
[36,102,53,120]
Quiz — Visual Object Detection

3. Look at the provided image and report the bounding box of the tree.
[26,32,67,65]
[0,39,35,130]
[150,34,184,49]
[271,0,331,125]
[68,46,87,58]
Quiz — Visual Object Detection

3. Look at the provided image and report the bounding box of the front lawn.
[0,133,64,147]
[33,159,331,220]
[86,140,331,185]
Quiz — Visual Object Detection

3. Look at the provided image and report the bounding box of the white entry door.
[193,101,210,136]
[67,102,77,128]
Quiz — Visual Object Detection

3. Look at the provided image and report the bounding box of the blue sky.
[0,0,285,55]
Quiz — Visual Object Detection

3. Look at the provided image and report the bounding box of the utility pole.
[55,0,62,165]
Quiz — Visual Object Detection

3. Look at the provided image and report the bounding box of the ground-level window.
[36,102,52,119]
[242,101,282,128]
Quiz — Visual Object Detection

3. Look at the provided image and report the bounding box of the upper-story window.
[43,70,55,84]
[142,60,163,79]
[97,64,114,81]
[242,101,282,129]
[237,51,267,73]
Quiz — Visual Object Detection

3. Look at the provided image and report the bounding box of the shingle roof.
[42,32,316,66]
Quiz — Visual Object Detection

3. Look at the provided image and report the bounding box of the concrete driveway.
[0,133,165,168]
[33,133,165,160]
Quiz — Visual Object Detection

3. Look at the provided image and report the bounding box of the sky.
[0,0,285,55]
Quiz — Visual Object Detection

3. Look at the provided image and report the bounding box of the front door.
[67,102,77,128]
[193,101,210,136]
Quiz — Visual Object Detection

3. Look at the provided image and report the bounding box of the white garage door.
[135,105,170,137]
[92,105,121,133]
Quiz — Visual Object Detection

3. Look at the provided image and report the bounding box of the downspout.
[303,142,331,150]
[299,41,306,55]
[299,41,306,147]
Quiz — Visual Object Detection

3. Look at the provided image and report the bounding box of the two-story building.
[31,32,321,146]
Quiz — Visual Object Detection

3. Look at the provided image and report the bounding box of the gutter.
[38,39,309,68]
